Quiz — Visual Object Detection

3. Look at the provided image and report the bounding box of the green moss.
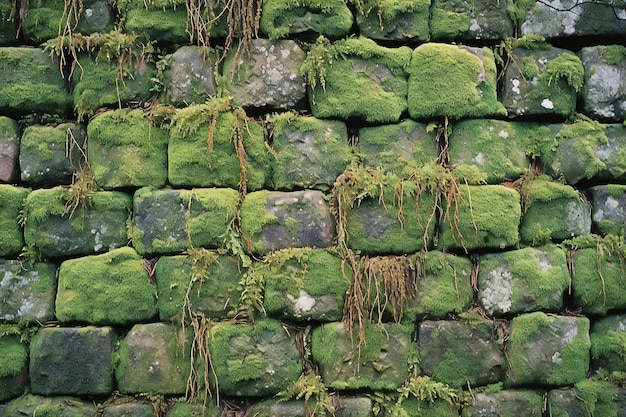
[505,0,537,29]
[544,53,585,93]
[521,56,539,79]
[353,0,429,42]
[118,0,188,43]
[598,45,626,65]
[574,380,619,416]
[0,335,28,378]
[239,190,279,246]
[0,185,29,257]
[430,8,471,40]
[1,394,97,417]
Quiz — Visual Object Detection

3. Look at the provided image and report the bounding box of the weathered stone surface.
[463,390,544,417]
[240,190,335,255]
[102,403,154,417]
[0,47,72,115]
[30,326,115,396]
[209,319,301,396]
[119,0,188,45]
[439,185,521,252]
[0,260,56,323]
[222,39,306,110]
[588,185,626,235]
[0,335,28,402]
[408,43,505,120]
[23,187,131,258]
[0,185,29,257]
[520,177,591,245]
[478,246,568,316]
[87,109,168,189]
[419,320,504,387]
[0,116,19,183]
[270,115,350,191]
[131,187,238,256]
[262,248,350,322]
[56,247,157,325]
[250,398,373,417]
[163,46,218,106]
[19,122,85,186]
[115,322,191,395]
[260,0,353,40]
[549,381,623,417]
[580,46,626,121]
[156,254,244,322]
[355,0,429,42]
[431,0,514,41]
[309,37,412,124]
[311,322,414,390]
[1,394,98,417]
[506,313,590,387]
[501,46,583,118]
[165,399,221,417]
[590,314,626,373]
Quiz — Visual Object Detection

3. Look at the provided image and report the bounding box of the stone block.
[262,248,350,322]
[260,0,353,40]
[463,390,544,417]
[163,46,218,106]
[19,122,85,186]
[311,322,414,390]
[0,335,28,402]
[431,0,514,41]
[119,0,189,45]
[209,319,301,396]
[1,394,98,417]
[408,43,505,120]
[102,403,154,417]
[448,119,530,184]
[29,326,115,396]
[506,312,590,387]
[418,320,504,388]
[478,246,569,316]
[308,37,412,124]
[155,254,244,322]
[0,116,19,183]
[501,46,582,118]
[439,185,521,252]
[269,115,350,191]
[169,102,270,190]
[549,381,624,417]
[0,47,72,115]
[250,398,373,417]
[131,187,238,256]
[222,39,306,110]
[0,185,29,257]
[115,322,191,395]
[23,187,131,258]
[580,45,626,122]
[165,399,221,417]
[87,109,168,189]
[240,190,335,255]
[0,260,56,323]
[590,314,626,373]
[588,185,626,236]
[354,0,429,43]
[56,247,157,325]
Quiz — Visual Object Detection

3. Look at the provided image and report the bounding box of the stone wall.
[1,0,626,416]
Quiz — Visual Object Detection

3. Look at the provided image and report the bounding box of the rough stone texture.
[250,398,373,417]
[596,124,626,182]
[311,322,414,390]
[431,0,514,41]
[222,39,306,110]
[163,46,218,106]
[0,335,28,402]
[0,185,29,258]
[270,116,350,191]
[355,0,429,42]
[165,399,221,417]
[131,187,238,256]
[23,187,131,258]
[209,319,301,396]
[29,326,115,396]
[0,116,19,183]
[478,246,569,316]
[464,390,544,417]
[580,46,626,122]
[115,322,191,395]
[418,320,504,388]
[120,0,189,45]
[102,403,154,417]
[588,185,626,236]
[19,122,85,186]
[240,190,335,255]
[1,394,97,417]
[506,313,590,387]
[87,109,168,189]
[590,314,626,373]
[549,381,624,417]
[0,260,56,323]
[501,46,583,118]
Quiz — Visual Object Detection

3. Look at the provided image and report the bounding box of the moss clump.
[590,315,626,373]
[573,380,619,416]
[0,185,29,257]
[118,0,189,45]
[352,0,430,42]
[430,4,471,40]
[598,45,626,65]
[0,334,28,378]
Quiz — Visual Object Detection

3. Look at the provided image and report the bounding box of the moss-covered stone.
[354,0,429,42]
[439,185,521,252]
[0,47,72,115]
[588,185,626,236]
[131,187,239,256]
[165,399,222,417]
[478,246,568,316]
[590,314,626,373]
[87,109,168,189]
[0,260,56,323]
[0,184,29,257]
[506,312,590,387]
[408,43,506,120]
[580,45,626,121]
[431,0,514,41]
[118,0,189,45]
[114,322,191,395]
[209,319,302,396]
[102,403,154,417]
[23,187,131,258]
[29,326,115,395]
[251,397,373,417]
[0,335,28,396]
[56,247,157,325]
[549,380,624,417]
[462,390,544,416]
[269,115,351,191]
[1,394,98,417]
[0,116,20,182]
[311,321,414,390]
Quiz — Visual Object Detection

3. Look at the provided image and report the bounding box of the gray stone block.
[0,260,56,323]
[580,46,626,122]
[588,185,626,236]
[431,0,514,41]
[0,116,19,183]
[163,46,218,106]
[464,390,544,416]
